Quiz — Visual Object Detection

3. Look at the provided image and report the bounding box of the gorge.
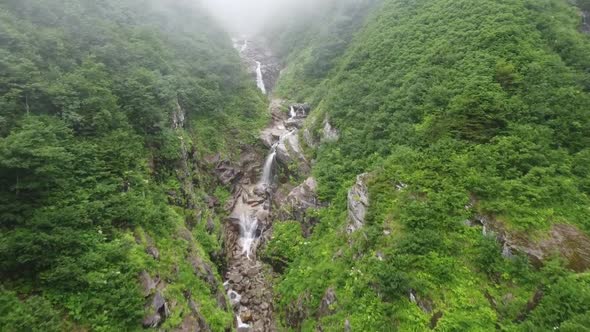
[1,0,590,331]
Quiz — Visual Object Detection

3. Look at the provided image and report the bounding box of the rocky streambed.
[219,38,311,332]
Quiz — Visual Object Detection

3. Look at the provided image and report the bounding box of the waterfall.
[255,61,266,94]
[260,146,277,186]
[289,106,296,120]
[240,39,248,53]
[238,212,259,259]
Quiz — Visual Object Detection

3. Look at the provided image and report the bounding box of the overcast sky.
[199,0,325,35]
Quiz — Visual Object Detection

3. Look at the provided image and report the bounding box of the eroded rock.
[318,288,337,317]
[347,173,370,233]
[278,177,319,236]
[142,290,169,328]
[322,117,339,143]
[139,271,158,297]
[472,216,590,271]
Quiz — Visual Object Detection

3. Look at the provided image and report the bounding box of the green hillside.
[0,0,266,330]
[267,0,590,330]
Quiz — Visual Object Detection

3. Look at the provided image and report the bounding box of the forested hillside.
[0,0,266,330]
[266,0,590,330]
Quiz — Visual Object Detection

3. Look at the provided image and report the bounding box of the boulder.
[142,290,169,328]
[275,130,305,165]
[216,160,242,185]
[347,173,370,233]
[291,103,311,117]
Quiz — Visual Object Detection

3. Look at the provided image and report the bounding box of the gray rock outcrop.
[347,173,370,233]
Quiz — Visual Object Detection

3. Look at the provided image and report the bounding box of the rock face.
[322,117,339,142]
[260,101,310,168]
[318,288,337,317]
[139,271,158,297]
[234,38,281,94]
[278,177,319,236]
[347,173,370,233]
[471,215,590,271]
[143,290,170,328]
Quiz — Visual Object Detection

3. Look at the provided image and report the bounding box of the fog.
[200,0,330,35]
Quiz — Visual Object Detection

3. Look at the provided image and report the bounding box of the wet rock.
[346,173,370,233]
[142,290,169,328]
[216,160,242,185]
[229,272,243,284]
[139,271,158,297]
[240,308,253,323]
[255,210,270,224]
[318,288,337,317]
[246,266,259,277]
[275,130,305,165]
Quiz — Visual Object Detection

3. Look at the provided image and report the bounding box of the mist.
[200,0,332,35]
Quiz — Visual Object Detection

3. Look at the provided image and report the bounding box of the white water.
[260,146,277,186]
[240,39,248,53]
[289,106,296,120]
[228,289,242,307]
[255,61,266,94]
[236,315,250,331]
[238,212,259,259]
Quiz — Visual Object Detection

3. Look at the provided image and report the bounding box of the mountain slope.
[265,0,590,330]
[0,0,267,330]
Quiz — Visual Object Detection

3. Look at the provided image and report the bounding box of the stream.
[223,37,287,332]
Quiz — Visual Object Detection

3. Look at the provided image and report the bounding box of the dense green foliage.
[268,0,590,330]
[0,0,266,330]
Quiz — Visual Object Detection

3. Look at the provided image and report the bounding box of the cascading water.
[289,106,296,120]
[255,61,266,94]
[238,212,259,259]
[260,146,277,186]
